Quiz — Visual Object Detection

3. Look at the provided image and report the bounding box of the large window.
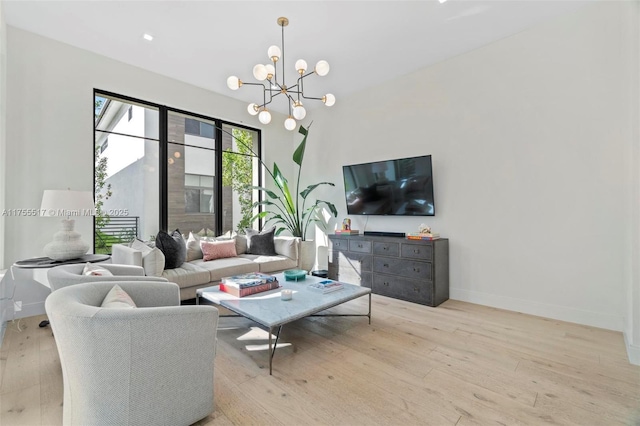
[94,91,261,252]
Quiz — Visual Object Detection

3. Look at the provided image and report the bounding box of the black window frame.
[93,89,263,241]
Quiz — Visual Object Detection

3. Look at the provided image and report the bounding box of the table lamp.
[40,189,95,261]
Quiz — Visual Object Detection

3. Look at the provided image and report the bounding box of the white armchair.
[47,263,167,292]
[45,281,219,426]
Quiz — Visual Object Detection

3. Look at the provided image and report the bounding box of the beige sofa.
[112,235,300,300]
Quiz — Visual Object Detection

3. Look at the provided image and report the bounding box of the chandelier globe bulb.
[247,103,259,116]
[315,60,330,76]
[323,93,336,107]
[295,59,308,75]
[258,109,272,124]
[227,76,241,90]
[268,45,281,62]
[284,116,296,131]
[292,104,307,120]
[253,64,268,81]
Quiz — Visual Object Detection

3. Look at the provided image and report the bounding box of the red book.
[219,280,280,297]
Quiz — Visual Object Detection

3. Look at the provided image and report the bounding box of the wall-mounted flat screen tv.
[342,155,435,216]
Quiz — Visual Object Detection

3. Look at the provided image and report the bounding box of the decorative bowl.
[283,269,308,281]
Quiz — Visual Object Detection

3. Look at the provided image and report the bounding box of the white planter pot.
[299,240,316,272]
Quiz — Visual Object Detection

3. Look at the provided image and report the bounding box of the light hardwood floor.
[1,297,639,425]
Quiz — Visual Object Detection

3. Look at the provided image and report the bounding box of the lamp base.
[43,219,90,261]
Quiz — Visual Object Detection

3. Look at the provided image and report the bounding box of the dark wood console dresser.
[327,234,449,307]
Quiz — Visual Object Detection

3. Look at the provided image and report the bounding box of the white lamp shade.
[284,117,296,131]
[258,110,272,124]
[323,93,336,107]
[292,104,307,120]
[253,64,268,81]
[265,64,275,78]
[268,45,281,61]
[41,190,95,217]
[295,59,308,74]
[227,76,240,90]
[247,103,259,115]
[315,60,330,76]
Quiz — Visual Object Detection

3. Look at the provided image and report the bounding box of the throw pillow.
[142,247,165,277]
[82,262,114,277]
[245,227,277,256]
[155,230,186,269]
[130,238,152,254]
[185,232,204,262]
[201,240,237,261]
[101,284,137,309]
[130,238,165,276]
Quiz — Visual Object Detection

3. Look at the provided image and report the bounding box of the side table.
[3,254,111,325]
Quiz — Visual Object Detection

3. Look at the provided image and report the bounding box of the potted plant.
[251,124,338,270]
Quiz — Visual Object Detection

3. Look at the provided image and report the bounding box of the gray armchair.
[47,263,167,292]
[45,281,219,426]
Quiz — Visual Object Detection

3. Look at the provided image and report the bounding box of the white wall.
[3,27,291,318]
[308,2,635,335]
[628,1,640,365]
[0,0,6,271]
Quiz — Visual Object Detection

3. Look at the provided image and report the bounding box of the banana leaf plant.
[250,124,337,240]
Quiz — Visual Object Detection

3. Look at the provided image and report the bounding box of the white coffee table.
[196,273,372,374]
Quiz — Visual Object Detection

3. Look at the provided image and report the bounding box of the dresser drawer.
[373,257,432,280]
[328,251,372,273]
[349,239,372,253]
[373,274,434,306]
[401,243,433,261]
[373,241,399,257]
[328,238,349,251]
[330,269,372,288]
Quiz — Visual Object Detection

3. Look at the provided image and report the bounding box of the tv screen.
[342,155,435,216]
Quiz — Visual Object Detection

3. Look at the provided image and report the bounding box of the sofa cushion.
[161,263,211,289]
[185,232,203,262]
[239,254,298,274]
[130,239,165,277]
[245,227,277,255]
[191,257,260,282]
[201,240,237,261]
[101,284,137,309]
[234,235,248,255]
[274,236,298,260]
[156,230,187,269]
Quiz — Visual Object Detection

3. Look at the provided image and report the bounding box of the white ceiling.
[3,0,593,114]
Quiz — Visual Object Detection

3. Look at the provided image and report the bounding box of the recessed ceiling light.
[143,33,153,41]
[439,0,448,3]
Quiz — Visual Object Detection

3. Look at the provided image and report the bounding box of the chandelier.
[226,17,335,131]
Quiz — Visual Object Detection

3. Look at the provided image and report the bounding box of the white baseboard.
[450,288,624,332]
[624,332,640,366]
[13,300,45,320]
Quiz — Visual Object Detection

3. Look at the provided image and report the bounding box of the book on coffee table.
[308,279,344,294]
[222,272,277,289]
[219,280,280,297]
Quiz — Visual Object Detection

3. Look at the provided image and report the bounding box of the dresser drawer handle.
[383,246,388,250]
[413,267,420,273]
[383,263,389,268]
[413,286,420,293]
[383,282,390,286]
[358,244,363,248]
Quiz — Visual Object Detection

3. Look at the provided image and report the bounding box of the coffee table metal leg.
[368,293,372,324]
[268,327,272,374]
[268,325,283,375]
